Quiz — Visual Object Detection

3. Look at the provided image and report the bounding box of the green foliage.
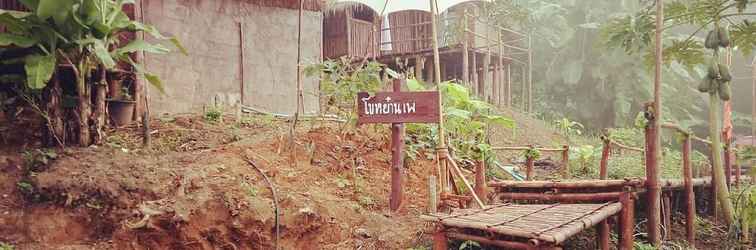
[553,117,584,136]
[22,148,57,172]
[304,57,384,122]
[403,79,514,168]
[570,145,599,177]
[204,107,222,123]
[458,240,481,250]
[0,0,184,92]
[0,242,13,250]
[732,185,756,234]
[523,148,541,159]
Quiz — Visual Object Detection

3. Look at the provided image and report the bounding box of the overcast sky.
[333,0,484,13]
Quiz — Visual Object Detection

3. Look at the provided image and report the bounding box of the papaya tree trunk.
[92,67,107,145]
[709,92,735,225]
[45,70,65,146]
[76,61,91,146]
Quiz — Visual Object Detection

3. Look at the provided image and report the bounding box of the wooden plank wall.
[387,10,432,55]
[323,12,349,59]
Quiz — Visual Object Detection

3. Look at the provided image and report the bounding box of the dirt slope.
[0,107,565,249]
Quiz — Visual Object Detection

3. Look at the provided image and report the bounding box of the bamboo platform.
[422,202,622,245]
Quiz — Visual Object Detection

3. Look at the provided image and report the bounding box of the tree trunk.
[92,67,107,145]
[77,61,91,147]
[709,92,735,225]
[45,70,65,146]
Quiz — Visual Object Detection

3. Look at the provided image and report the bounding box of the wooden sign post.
[357,79,440,211]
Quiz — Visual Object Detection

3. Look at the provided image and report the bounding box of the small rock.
[354,228,371,238]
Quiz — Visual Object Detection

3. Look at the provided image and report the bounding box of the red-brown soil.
[1,114,442,249]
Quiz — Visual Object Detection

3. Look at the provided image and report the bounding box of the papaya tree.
[0,0,185,146]
[603,0,756,226]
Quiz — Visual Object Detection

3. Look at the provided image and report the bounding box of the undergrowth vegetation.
[306,58,515,170]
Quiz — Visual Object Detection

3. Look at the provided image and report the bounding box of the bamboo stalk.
[429,175,437,214]
[447,154,485,208]
[489,179,643,189]
[619,191,635,250]
[497,192,622,202]
[432,227,448,250]
[683,136,696,245]
[562,145,570,178]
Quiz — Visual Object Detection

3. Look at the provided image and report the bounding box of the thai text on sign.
[356,91,440,124]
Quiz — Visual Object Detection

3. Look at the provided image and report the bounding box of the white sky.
[334,0,486,14]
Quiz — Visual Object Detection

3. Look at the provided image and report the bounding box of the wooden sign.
[356,91,440,124]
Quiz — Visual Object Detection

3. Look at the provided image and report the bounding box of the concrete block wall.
[143,0,321,115]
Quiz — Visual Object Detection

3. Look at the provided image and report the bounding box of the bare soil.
[1,109,745,249]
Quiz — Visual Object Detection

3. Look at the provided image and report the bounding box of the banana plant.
[0,0,186,146]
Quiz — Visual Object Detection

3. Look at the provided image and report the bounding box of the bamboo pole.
[527,34,533,113]
[489,179,644,189]
[648,1,665,245]
[619,190,635,250]
[288,0,305,167]
[429,175,437,213]
[521,65,526,110]
[448,155,485,208]
[497,192,622,202]
[683,136,696,246]
[461,10,469,86]
[507,63,512,107]
[474,159,487,203]
[432,227,448,250]
[429,0,448,197]
[471,50,478,95]
[526,145,535,181]
[644,111,662,245]
[562,145,570,179]
[598,138,611,250]
[600,138,611,179]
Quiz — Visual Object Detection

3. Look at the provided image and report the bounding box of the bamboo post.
[429,175,437,213]
[645,102,662,246]
[648,0,665,246]
[506,63,512,107]
[735,152,741,188]
[526,145,535,181]
[683,136,696,246]
[461,9,469,86]
[432,227,448,250]
[619,189,635,250]
[598,138,611,250]
[482,32,491,99]
[390,79,405,211]
[520,66,526,110]
[429,0,451,204]
[496,31,503,107]
[527,34,533,113]
[472,51,478,95]
[415,56,425,81]
[562,145,570,178]
[600,138,611,179]
[474,159,487,203]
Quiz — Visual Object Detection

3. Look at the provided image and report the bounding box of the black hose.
[244,158,280,250]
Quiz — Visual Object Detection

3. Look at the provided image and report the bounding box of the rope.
[243,158,280,250]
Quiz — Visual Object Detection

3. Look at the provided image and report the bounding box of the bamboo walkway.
[422,202,622,245]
